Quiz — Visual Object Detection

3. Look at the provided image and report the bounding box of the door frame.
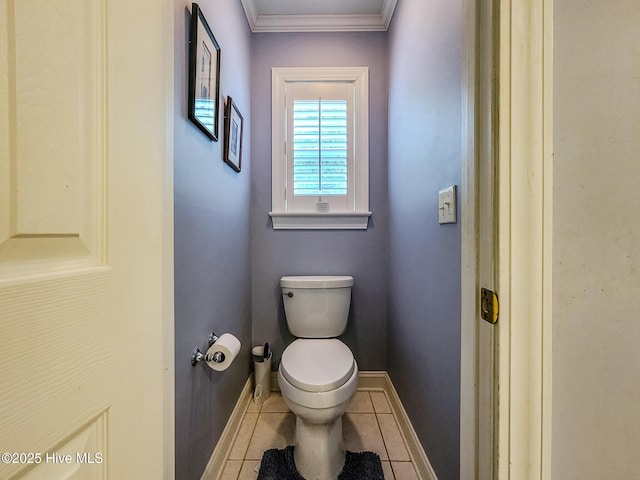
[162,0,176,474]
[460,0,499,477]
[496,0,553,478]
[461,0,553,478]
[459,0,481,476]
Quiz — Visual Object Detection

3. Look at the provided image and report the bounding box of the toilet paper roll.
[205,333,241,371]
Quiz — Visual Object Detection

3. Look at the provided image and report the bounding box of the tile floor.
[219,389,420,480]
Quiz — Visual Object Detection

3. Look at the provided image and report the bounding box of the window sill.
[268,212,371,230]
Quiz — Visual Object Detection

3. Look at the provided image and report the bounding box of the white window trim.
[270,67,371,230]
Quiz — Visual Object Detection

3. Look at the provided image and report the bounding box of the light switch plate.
[438,185,457,224]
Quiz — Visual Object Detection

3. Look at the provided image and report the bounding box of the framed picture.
[223,97,244,172]
[188,3,221,141]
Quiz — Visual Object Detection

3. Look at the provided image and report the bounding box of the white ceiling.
[240,0,398,33]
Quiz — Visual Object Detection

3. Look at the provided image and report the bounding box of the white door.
[0,1,174,479]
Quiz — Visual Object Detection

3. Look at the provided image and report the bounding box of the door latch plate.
[481,288,499,324]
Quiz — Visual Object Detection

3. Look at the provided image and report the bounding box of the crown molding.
[240,0,397,33]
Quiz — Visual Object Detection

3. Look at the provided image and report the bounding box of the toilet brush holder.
[252,345,272,405]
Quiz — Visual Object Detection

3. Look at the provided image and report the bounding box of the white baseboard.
[200,378,253,480]
[201,371,438,480]
[369,372,439,480]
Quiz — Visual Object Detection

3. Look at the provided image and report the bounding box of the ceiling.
[240,0,398,33]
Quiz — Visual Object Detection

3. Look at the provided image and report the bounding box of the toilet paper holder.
[191,332,224,366]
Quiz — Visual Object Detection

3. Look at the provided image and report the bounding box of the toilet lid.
[280,339,355,393]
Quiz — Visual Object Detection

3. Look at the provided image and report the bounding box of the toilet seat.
[280,339,355,393]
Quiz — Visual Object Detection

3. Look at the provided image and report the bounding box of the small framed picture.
[188,3,221,141]
[223,97,244,172]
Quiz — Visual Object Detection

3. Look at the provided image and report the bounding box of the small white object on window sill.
[269,212,372,230]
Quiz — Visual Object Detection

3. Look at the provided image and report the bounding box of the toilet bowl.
[278,339,358,479]
[278,276,357,480]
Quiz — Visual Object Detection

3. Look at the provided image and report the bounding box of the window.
[270,67,370,229]
[293,96,348,197]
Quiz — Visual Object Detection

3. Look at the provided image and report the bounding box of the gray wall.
[249,32,389,371]
[174,1,252,478]
[387,0,463,478]
[552,1,640,477]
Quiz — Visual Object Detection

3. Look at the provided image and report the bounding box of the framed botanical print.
[223,97,244,172]
[188,3,221,141]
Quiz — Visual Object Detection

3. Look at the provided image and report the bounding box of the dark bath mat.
[257,445,384,480]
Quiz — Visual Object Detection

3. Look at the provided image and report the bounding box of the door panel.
[20,413,107,480]
[0,0,104,266]
[0,272,111,479]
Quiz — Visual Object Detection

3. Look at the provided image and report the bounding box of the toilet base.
[293,416,345,480]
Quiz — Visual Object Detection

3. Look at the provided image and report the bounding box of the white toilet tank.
[280,276,353,338]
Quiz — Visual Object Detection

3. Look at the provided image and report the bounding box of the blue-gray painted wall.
[249,32,389,372]
[387,0,463,478]
[173,1,252,478]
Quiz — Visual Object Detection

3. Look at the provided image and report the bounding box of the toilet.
[277,275,358,480]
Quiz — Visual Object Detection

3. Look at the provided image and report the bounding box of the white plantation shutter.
[293,99,348,196]
[286,82,353,212]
